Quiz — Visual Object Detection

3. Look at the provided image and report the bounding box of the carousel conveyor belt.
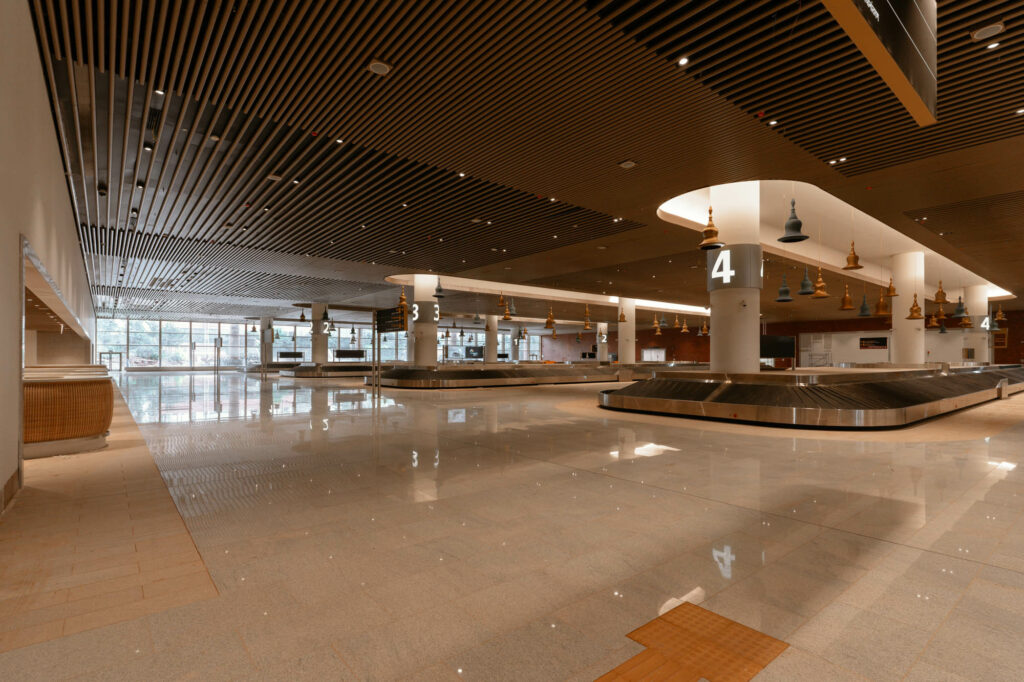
[600,365,1024,428]
[375,365,622,388]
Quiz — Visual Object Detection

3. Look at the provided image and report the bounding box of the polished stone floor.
[5,370,1024,680]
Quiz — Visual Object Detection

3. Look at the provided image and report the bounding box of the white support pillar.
[485,315,498,363]
[890,251,926,365]
[311,303,328,364]
[259,315,274,367]
[597,322,609,362]
[965,284,990,363]
[709,182,762,374]
[412,273,438,367]
[617,298,636,364]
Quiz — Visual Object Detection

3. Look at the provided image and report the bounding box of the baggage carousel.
[375,364,625,388]
[599,365,1024,428]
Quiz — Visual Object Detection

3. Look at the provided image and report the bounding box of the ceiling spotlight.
[136,180,145,189]
[549,197,556,202]
[401,203,408,208]
[292,179,300,184]
[839,157,847,162]
[829,160,837,165]
[458,172,466,177]
[368,60,392,76]
[154,88,165,95]
[986,42,1000,49]
[768,120,778,126]
[677,56,689,66]
[336,138,344,143]
[1016,109,1024,115]
[143,140,154,151]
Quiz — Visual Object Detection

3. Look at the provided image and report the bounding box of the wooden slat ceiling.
[28,0,1024,324]
[25,289,67,333]
[592,0,1024,176]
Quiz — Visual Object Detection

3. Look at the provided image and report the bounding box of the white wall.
[1,1,96,501]
[800,329,970,366]
[926,330,968,364]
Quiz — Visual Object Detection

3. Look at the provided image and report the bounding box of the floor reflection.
[115,371,398,424]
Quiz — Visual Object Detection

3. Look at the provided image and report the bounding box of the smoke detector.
[971,22,1005,42]
[368,60,393,76]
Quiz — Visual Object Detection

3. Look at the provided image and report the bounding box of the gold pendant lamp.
[843,242,863,270]
[906,293,924,320]
[934,281,948,304]
[811,267,830,298]
[700,319,709,336]
[926,314,939,328]
[937,304,946,321]
[497,293,505,308]
[653,313,661,336]
[996,304,1007,322]
[618,311,626,323]
[502,302,512,321]
[680,318,690,334]
[673,314,681,329]
[583,304,592,331]
[698,207,724,250]
[839,284,854,310]
[544,306,555,329]
[398,286,408,310]
[875,287,890,316]
[885,277,898,297]
[551,326,557,340]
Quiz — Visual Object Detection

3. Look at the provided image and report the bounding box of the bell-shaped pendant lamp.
[937,304,947,321]
[497,293,505,308]
[399,286,408,310]
[618,311,626,323]
[300,309,307,322]
[544,306,554,329]
[811,267,830,298]
[776,274,793,302]
[502,302,512,321]
[434,277,445,298]
[583,304,592,331]
[839,284,854,310]
[858,294,871,317]
[673,315,681,329]
[348,325,356,343]
[951,296,966,318]
[995,304,1007,322]
[444,327,450,339]
[699,207,724,250]
[473,312,482,324]
[926,314,939,328]
[874,287,890,316]
[797,267,814,295]
[654,323,662,336]
[934,281,948,304]
[551,326,557,340]
[939,321,948,334]
[960,307,974,328]
[680,318,690,333]
[779,198,809,243]
[575,331,582,343]
[250,323,257,333]
[990,314,1001,332]
[905,293,924,320]
[843,241,863,270]
[700,320,710,336]
[509,298,518,315]
[659,313,668,328]
[652,313,660,331]
[885,277,898,297]
[696,323,704,337]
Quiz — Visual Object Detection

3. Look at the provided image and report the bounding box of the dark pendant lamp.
[779,198,809,243]
[857,294,871,317]
[699,207,724,250]
[618,311,627,323]
[939,322,948,334]
[250,323,257,333]
[473,313,482,325]
[434,277,445,298]
[990,315,1001,332]
[575,332,582,343]
[952,296,966,318]
[300,310,307,322]
[509,298,518,316]
[776,274,793,302]
[321,308,329,322]
[839,284,854,310]
[349,325,356,343]
[659,312,668,328]
[797,267,814,295]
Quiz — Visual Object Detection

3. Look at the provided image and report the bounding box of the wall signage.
[706,243,762,291]
[410,301,440,324]
[859,336,888,350]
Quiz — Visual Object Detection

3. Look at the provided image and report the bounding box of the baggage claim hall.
[3,1,1024,679]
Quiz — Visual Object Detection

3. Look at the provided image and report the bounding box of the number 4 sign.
[705,244,763,292]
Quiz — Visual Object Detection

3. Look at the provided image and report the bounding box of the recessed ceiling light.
[677,56,689,66]
[458,172,466,177]
[486,221,492,225]
[336,138,344,144]
[1016,108,1024,115]
[263,207,270,211]
[597,245,607,250]
[401,203,408,208]
[154,89,165,95]
[618,160,637,170]
[768,120,778,126]
[549,197,556,202]
[553,235,558,239]
[368,60,392,76]
[292,179,300,184]
[986,42,1000,49]
[839,157,847,162]
[470,218,482,223]
[829,160,837,165]
[143,140,154,151]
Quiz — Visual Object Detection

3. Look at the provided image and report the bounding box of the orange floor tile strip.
[598,602,788,681]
